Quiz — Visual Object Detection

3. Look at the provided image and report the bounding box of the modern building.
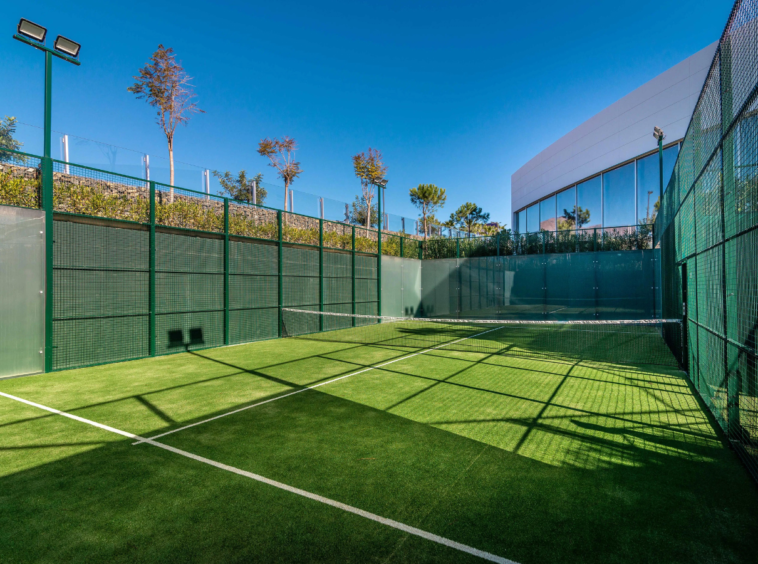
[511,42,718,234]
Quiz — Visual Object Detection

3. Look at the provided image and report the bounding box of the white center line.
[0,390,517,564]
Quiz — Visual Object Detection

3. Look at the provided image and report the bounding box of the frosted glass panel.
[0,207,45,377]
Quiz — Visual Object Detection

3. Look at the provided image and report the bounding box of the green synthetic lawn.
[1,334,757,564]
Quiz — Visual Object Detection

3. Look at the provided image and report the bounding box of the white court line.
[0,390,516,564]
[132,325,504,445]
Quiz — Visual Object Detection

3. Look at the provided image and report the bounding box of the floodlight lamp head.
[17,19,47,43]
[54,35,81,58]
[376,179,388,187]
[653,126,665,141]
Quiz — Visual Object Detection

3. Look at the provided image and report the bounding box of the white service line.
[133,325,504,445]
[0,390,516,564]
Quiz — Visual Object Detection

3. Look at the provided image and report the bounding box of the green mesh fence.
[53,220,149,369]
[418,252,657,322]
[0,149,41,210]
[654,0,758,481]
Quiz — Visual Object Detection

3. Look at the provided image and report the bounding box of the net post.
[278,210,283,338]
[352,225,356,327]
[319,218,324,333]
[41,155,54,372]
[223,198,230,346]
[149,181,156,357]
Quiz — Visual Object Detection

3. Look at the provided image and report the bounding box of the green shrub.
[0,170,40,208]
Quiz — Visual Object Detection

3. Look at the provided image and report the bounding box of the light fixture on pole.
[13,18,81,158]
[54,35,81,58]
[17,19,47,42]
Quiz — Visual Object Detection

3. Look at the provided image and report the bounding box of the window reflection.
[577,176,601,230]
[517,209,526,233]
[527,203,540,233]
[556,187,576,230]
[637,145,679,224]
[603,162,635,229]
[540,196,556,231]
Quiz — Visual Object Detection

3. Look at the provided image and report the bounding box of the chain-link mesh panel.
[53,162,149,222]
[53,220,149,369]
[282,212,319,245]
[155,184,225,233]
[228,202,278,240]
[654,0,758,481]
[0,150,41,209]
[381,233,402,257]
[155,232,224,355]
[323,220,351,250]
[355,254,378,325]
[354,227,378,254]
[228,239,279,344]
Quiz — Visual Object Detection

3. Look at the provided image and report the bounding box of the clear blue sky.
[1,0,729,226]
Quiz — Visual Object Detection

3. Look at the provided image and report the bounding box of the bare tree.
[128,45,203,201]
[257,137,302,211]
[352,148,387,228]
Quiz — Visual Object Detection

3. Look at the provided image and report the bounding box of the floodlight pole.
[13,34,81,158]
[658,135,664,207]
[14,31,80,373]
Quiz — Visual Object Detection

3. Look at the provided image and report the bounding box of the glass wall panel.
[577,176,601,229]
[539,196,556,231]
[556,187,576,230]
[637,145,680,224]
[603,162,635,228]
[526,204,540,233]
[517,209,526,233]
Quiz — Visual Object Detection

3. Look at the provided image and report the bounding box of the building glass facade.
[515,143,680,233]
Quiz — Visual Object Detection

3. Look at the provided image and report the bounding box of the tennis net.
[281,308,682,367]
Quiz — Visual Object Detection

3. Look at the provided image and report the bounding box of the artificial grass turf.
[1,335,757,564]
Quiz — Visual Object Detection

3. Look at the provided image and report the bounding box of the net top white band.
[281,308,682,326]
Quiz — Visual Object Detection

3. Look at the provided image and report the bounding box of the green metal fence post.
[319,218,324,332]
[593,228,597,252]
[496,233,500,257]
[223,198,230,346]
[42,50,55,372]
[377,234,382,318]
[352,225,356,327]
[42,156,54,372]
[278,211,283,337]
[149,181,156,356]
[400,235,404,259]
[720,43,740,437]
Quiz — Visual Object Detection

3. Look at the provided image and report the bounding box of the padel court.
[1,316,757,564]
